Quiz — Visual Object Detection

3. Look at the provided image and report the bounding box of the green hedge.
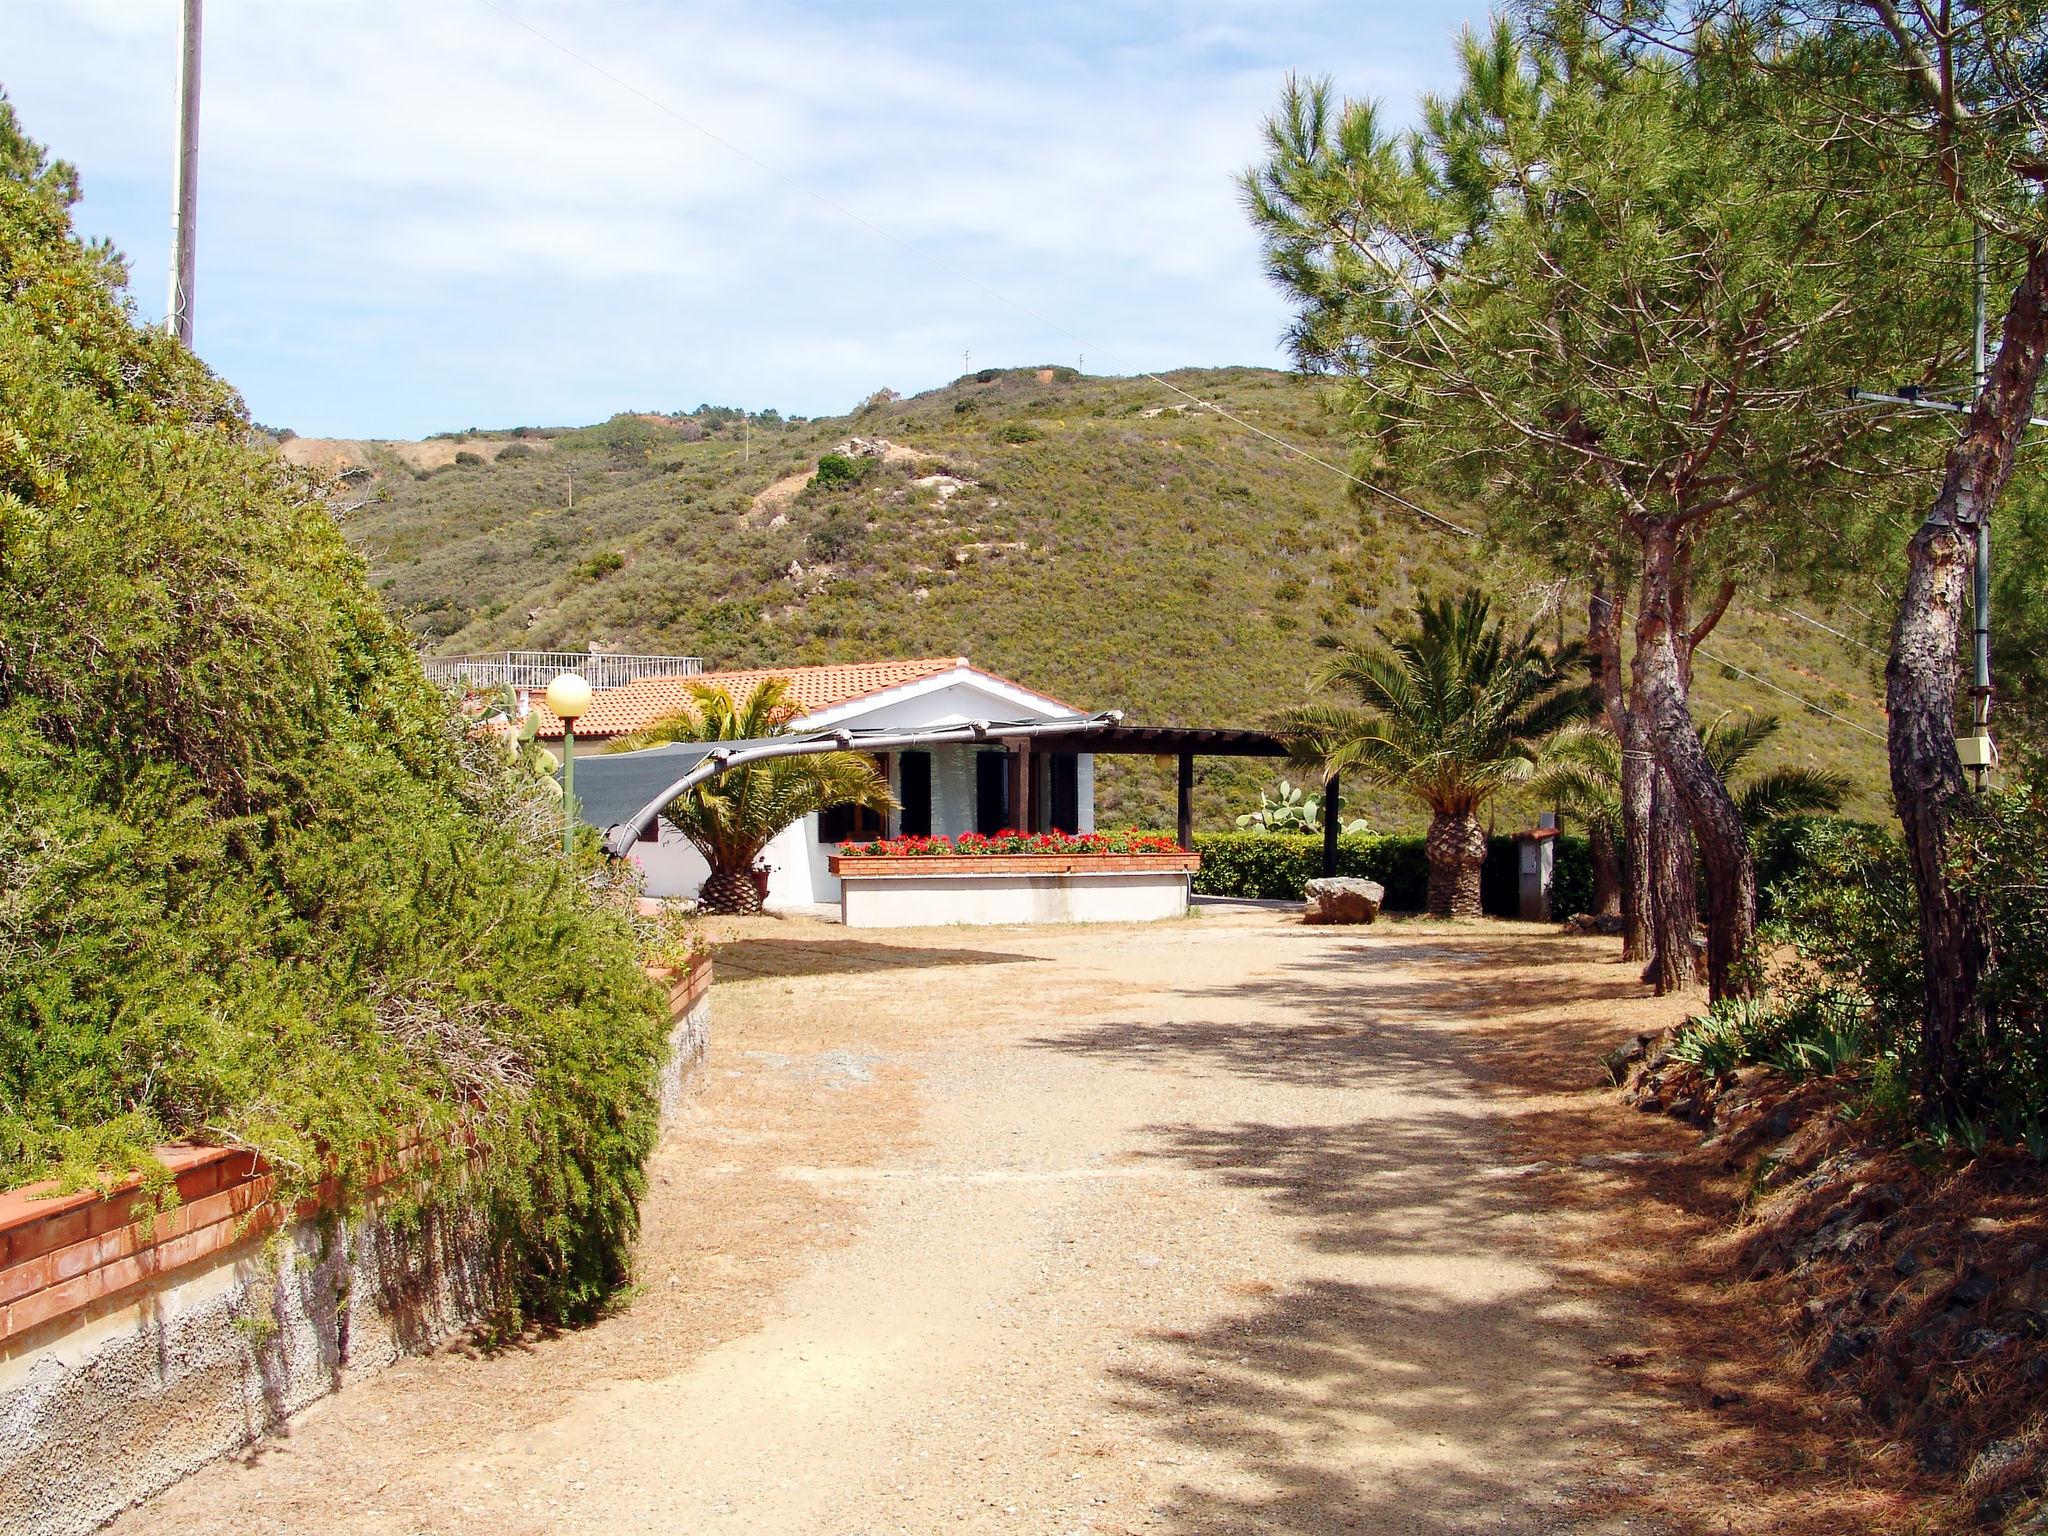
[1191,819,1878,918]
[1190,831,1593,917]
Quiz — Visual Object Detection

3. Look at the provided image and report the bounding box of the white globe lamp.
[545,673,594,854]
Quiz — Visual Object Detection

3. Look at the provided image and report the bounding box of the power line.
[1755,601,1887,657]
[1694,646,1887,741]
[470,0,1476,541]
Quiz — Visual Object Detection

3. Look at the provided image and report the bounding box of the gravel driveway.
[115,908,1679,1535]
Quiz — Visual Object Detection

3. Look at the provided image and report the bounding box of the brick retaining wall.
[0,953,711,1536]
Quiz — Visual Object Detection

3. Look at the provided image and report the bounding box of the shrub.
[994,422,1042,444]
[573,550,626,582]
[0,100,663,1327]
[454,450,485,467]
[497,443,535,461]
[806,511,867,563]
[809,452,873,491]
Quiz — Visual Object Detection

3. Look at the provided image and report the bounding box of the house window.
[820,754,890,843]
[899,751,933,838]
[974,751,1012,835]
[1049,755,1080,832]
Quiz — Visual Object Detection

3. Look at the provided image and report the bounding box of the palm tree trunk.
[699,863,763,916]
[1886,240,2048,1121]
[1425,810,1486,918]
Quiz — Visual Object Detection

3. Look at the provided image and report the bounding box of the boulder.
[1303,877,1384,925]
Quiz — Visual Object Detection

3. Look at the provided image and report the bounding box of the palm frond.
[1736,767,1850,831]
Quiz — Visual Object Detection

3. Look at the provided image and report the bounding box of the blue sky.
[8,1,1483,439]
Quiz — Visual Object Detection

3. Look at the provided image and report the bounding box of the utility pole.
[1846,232,2047,787]
[1968,226,1993,788]
[166,0,202,346]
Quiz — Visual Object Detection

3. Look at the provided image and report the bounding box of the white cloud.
[3,0,1472,434]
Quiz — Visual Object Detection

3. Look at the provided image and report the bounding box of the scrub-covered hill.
[331,366,1892,828]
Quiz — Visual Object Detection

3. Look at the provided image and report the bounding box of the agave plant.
[619,678,895,915]
[1283,590,1595,917]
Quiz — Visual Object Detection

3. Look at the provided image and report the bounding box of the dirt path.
[116,910,1704,1536]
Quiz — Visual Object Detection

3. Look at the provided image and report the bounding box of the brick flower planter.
[0,953,714,1536]
[828,852,1200,928]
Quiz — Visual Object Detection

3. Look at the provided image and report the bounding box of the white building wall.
[621,672,1097,910]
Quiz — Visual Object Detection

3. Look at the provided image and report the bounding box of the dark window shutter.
[821,754,888,843]
[975,751,1011,835]
[1049,755,1079,833]
[899,751,933,837]
[819,802,852,843]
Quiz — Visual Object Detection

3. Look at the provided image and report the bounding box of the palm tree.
[1529,714,1851,919]
[619,678,895,915]
[1284,590,1595,918]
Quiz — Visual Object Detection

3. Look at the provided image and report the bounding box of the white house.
[537,657,1096,908]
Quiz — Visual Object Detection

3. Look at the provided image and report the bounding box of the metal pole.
[1970,226,1993,787]
[166,0,202,346]
[1321,776,1340,878]
[561,723,577,855]
[1175,753,1194,852]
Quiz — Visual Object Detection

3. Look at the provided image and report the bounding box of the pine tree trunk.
[1592,582,1653,960]
[1637,524,1754,1000]
[1619,709,1657,962]
[1647,765,1700,993]
[1425,810,1486,918]
[1887,240,2048,1120]
[1589,817,1622,920]
[699,863,764,916]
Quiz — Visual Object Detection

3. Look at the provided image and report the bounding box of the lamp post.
[544,672,593,855]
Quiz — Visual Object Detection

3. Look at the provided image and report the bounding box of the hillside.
[328,366,1893,829]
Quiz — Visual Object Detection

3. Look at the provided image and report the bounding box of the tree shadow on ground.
[712,935,1044,981]
[1109,1276,1653,1535]
[1025,928,1717,1533]
[1095,1099,1661,1532]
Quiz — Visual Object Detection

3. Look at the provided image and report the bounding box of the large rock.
[1303,877,1384,925]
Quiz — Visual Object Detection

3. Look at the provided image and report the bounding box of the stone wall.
[0,953,712,1536]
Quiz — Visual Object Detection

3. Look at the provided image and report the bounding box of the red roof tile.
[532,656,1014,739]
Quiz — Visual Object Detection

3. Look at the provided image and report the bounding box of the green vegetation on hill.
[0,98,661,1325]
[344,372,1892,832]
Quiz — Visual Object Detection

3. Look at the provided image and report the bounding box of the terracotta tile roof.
[532,656,982,739]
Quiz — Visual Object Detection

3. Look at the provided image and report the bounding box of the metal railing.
[421,650,705,693]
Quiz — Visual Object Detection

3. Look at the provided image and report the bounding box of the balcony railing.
[421,650,705,693]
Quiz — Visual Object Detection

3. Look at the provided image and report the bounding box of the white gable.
[795,663,1080,732]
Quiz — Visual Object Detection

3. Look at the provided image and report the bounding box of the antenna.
[166,0,202,345]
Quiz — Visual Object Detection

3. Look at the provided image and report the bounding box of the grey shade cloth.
[553,740,733,829]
